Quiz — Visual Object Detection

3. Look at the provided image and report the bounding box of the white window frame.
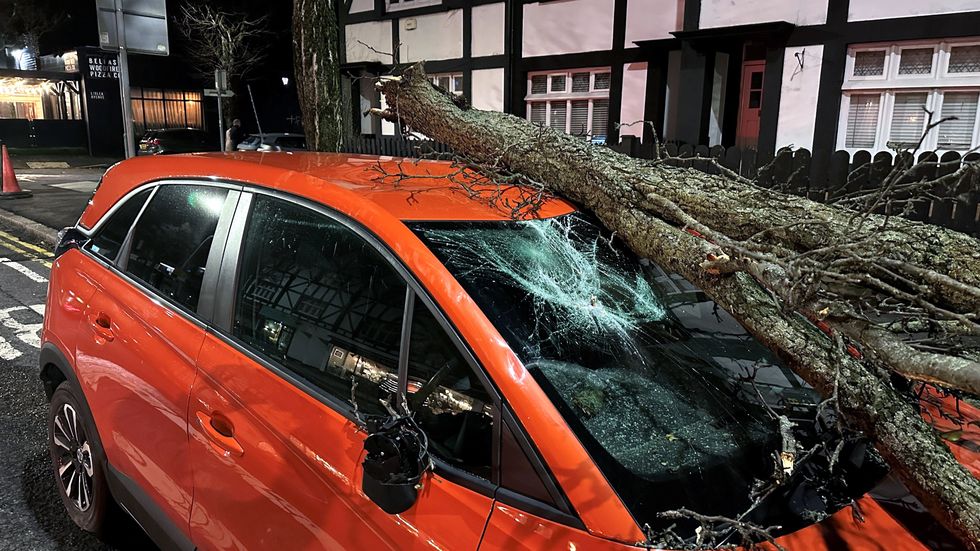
[838,38,980,153]
[429,72,464,96]
[895,45,939,79]
[941,40,980,78]
[846,48,890,82]
[525,67,611,142]
[385,0,440,12]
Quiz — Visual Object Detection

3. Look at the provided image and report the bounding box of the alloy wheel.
[52,403,95,512]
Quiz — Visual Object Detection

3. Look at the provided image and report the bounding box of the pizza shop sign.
[87,55,119,80]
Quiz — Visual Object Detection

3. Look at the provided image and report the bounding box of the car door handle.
[88,312,114,342]
[196,411,244,457]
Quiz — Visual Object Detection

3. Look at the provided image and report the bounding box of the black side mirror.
[361,416,431,514]
[55,227,88,258]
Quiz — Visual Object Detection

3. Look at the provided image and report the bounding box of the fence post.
[951,152,979,234]
[790,148,811,196]
[931,152,962,227]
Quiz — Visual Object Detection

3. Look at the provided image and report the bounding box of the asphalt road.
[0,231,155,550]
[6,169,102,231]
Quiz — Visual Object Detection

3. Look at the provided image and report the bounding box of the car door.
[188,192,499,550]
[73,183,239,546]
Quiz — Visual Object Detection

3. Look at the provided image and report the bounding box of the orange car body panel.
[53,253,200,534]
[189,333,495,550]
[40,151,972,550]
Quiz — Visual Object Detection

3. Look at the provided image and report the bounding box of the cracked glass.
[412,213,862,530]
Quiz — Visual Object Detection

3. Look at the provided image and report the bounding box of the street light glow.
[281,77,289,86]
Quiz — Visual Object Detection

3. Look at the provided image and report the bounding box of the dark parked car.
[137,129,219,155]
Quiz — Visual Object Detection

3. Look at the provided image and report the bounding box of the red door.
[736,61,765,149]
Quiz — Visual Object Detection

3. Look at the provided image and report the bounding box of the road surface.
[0,230,154,550]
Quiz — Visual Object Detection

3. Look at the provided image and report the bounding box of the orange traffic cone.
[0,144,31,199]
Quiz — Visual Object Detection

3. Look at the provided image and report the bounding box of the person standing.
[225,119,244,152]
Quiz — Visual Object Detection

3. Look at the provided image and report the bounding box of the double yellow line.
[0,229,54,269]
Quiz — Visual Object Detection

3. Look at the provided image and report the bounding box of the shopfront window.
[131,88,204,135]
[0,77,82,120]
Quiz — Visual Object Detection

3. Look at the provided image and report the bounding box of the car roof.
[80,152,575,229]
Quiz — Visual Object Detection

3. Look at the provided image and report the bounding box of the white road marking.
[0,305,43,350]
[0,304,44,360]
[0,257,48,283]
[0,336,20,361]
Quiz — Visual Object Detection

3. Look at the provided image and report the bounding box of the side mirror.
[55,227,88,258]
[361,416,430,514]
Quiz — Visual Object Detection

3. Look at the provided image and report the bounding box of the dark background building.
[1,0,301,157]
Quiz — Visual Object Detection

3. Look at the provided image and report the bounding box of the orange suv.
[41,153,974,550]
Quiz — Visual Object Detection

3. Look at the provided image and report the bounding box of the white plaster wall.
[849,0,980,21]
[345,21,393,64]
[624,0,683,47]
[619,62,648,139]
[523,0,615,58]
[349,0,373,14]
[380,93,396,135]
[471,68,505,111]
[775,45,824,150]
[699,0,828,28]
[473,3,505,57]
[399,10,464,63]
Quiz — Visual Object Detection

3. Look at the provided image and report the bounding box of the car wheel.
[48,382,112,534]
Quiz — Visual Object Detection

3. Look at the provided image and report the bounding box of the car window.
[125,185,229,311]
[233,195,406,417]
[86,188,152,262]
[500,420,559,504]
[406,294,494,480]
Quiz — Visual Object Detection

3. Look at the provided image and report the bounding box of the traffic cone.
[0,144,31,199]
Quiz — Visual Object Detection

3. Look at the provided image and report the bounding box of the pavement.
[0,230,155,550]
[5,149,120,171]
[0,167,104,246]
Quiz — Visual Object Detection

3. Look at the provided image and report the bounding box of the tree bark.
[293,0,344,152]
[374,67,980,548]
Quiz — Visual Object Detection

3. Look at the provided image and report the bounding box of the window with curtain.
[841,39,980,152]
[938,92,979,149]
[131,87,204,136]
[888,92,928,147]
[845,94,881,148]
[526,68,611,143]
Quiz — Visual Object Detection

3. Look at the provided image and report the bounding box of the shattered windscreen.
[412,213,882,533]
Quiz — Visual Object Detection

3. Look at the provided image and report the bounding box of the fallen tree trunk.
[373,66,980,548]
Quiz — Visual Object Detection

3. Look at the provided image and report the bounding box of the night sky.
[42,0,295,83]
[39,0,300,132]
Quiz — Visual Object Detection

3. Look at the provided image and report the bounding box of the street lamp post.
[113,0,136,159]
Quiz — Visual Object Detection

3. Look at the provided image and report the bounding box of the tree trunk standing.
[373,66,980,548]
[293,0,344,152]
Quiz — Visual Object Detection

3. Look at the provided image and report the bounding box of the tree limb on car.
[370,64,980,548]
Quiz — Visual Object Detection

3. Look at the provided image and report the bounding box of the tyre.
[47,381,112,534]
